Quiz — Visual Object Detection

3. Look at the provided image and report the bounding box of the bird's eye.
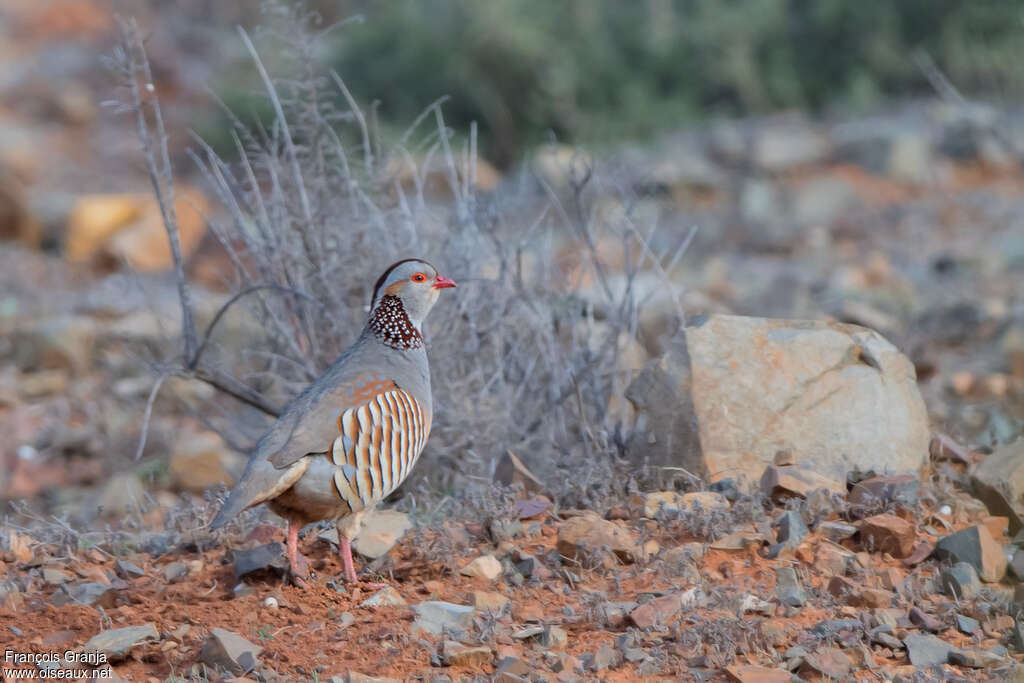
[411,272,427,283]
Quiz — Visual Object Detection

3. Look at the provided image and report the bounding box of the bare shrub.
[112,3,687,514]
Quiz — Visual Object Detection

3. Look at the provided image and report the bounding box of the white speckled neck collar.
[368,295,424,350]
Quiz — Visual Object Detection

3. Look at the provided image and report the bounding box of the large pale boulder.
[626,315,930,491]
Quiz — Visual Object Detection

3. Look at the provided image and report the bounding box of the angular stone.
[626,317,929,492]
[460,554,502,580]
[908,606,943,633]
[199,628,262,675]
[848,474,921,508]
[232,542,287,580]
[859,514,916,558]
[810,619,861,637]
[512,495,552,520]
[761,464,845,499]
[42,567,72,585]
[903,633,955,667]
[114,559,145,579]
[870,628,902,650]
[939,562,982,600]
[360,586,407,608]
[589,643,617,671]
[472,591,509,613]
[411,601,475,639]
[956,614,980,635]
[759,620,791,648]
[442,641,492,667]
[557,512,640,564]
[162,561,188,583]
[775,566,806,607]
[353,509,411,559]
[774,510,808,546]
[815,543,853,577]
[82,624,158,660]
[827,575,857,601]
[799,647,851,680]
[51,582,117,607]
[972,439,1024,534]
[710,525,768,551]
[630,592,686,629]
[725,664,791,682]
[817,520,858,543]
[494,451,545,494]
[934,525,1007,582]
[949,647,1006,668]
[858,588,894,608]
[512,551,552,580]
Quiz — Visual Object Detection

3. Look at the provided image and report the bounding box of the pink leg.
[339,535,359,584]
[339,535,386,588]
[286,518,310,588]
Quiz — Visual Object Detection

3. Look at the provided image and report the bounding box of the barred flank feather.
[329,388,430,512]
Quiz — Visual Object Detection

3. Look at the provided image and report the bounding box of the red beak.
[433,275,457,289]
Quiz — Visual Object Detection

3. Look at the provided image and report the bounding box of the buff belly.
[269,455,362,527]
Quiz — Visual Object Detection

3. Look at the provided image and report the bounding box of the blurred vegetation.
[213,0,1024,166]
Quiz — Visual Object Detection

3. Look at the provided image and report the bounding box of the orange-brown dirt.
[1,480,1018,681]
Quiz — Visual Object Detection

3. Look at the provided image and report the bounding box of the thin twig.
[134,371,169,461]
[118,17,198,363]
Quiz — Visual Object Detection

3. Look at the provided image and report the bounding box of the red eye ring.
[411,272,427,283]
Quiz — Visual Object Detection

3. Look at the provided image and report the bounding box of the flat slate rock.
[199,628,263,675]
[82,624,159,659]
[904,633,956,668]
[232,542,287,580]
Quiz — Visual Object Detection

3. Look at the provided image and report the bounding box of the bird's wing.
[209,372,429,529]
[267,373,407,467]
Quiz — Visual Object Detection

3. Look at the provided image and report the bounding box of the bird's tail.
[209,454,309,530]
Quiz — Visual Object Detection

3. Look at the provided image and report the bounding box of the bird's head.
[369,258,456,336]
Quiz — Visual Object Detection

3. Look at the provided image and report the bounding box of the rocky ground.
[3,1,1024,681]
[5,457,1024,681]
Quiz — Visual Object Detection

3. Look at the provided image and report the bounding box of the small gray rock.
[162,561,188,583]
[82,624,158,660]
[775,566,807,607]
[871,629,903,650]
[232,542,287,580]
[360,586,407,608]
[590,643,617,671]
[908,606,944,633]
[199,628,263,675]
[774,510,808,545]
[903,633,955,668]
[810,619,861,637]
[949,647,1006,668]
[51,582,116,607]
[817,521,858,543]
[940,562,982,600]
[114,559,145,579]
[411,601,475,639]
[956,614,980,635]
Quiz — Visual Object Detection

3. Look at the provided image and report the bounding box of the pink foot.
[286,518,313,589]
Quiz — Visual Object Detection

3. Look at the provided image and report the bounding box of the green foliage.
[326,0,1024,164]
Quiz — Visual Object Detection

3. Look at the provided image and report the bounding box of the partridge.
[210,258,456,586]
